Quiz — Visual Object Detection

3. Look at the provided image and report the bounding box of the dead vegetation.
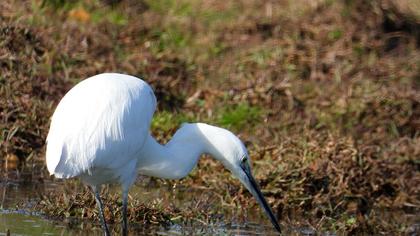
[34,188,173,226]
[1,0,419,234]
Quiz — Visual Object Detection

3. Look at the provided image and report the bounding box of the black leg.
[122,190,128,236]
[93,186,111,236]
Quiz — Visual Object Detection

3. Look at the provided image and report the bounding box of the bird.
[46,73,281,235]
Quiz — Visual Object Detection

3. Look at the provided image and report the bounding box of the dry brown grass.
[1,0,419,234]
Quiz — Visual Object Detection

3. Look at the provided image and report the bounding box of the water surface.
[0,180,283,235]
[1,180,418,235]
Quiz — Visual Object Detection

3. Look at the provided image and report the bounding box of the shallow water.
[0,211,282,236]
[0,180,285,236]
[1,179,418,235]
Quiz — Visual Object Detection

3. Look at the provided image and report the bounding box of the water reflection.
[0,211,282,236]
[1,180,418,236]
[0,180,282,236]
[0,211,71,236]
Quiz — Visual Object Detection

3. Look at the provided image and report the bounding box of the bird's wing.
[46,74,156,178]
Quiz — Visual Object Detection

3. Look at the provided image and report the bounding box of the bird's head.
[193,123,282,234]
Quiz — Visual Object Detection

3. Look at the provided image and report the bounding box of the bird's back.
[46,73,156,179]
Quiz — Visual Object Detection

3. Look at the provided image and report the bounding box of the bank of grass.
[1,0,419,234]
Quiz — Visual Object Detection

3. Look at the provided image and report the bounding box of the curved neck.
[137,124,209,179]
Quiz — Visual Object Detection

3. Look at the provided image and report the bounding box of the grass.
[216,103,263,131]
[1,0,419,234]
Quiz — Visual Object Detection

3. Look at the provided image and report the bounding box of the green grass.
[150,26,193,55]
[1,0,419,234]
[216,103,264,131]
[151,110,193,134]
[91,8,128,26]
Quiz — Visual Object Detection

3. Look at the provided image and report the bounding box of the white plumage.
[47,74,154,183]
[46,73,281,235]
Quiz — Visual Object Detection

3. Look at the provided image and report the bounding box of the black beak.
[242,164,281,234]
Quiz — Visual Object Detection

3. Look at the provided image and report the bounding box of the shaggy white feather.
[45,73,281,233]
[46,73,248,187]
[46,73,155,185]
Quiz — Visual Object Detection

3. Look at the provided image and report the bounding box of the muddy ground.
[1,0,419,234]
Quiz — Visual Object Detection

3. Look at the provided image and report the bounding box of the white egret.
[46,73,281,235]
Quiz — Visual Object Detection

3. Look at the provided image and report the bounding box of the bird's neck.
[137,123,222,179]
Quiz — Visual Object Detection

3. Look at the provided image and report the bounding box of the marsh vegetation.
[1,0,419,234]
